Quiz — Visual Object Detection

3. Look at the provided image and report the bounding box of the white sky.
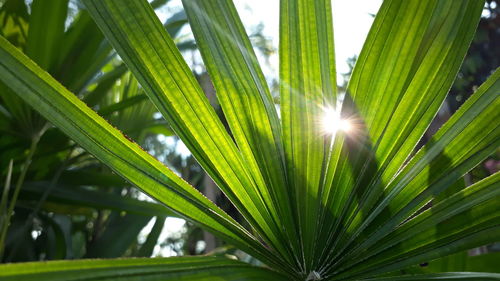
[233,0,382,82]
[160,0,382,84]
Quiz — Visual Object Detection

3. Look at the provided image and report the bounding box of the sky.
[159,0,382,84]
[233,0,382,83]
[150,0,383,256]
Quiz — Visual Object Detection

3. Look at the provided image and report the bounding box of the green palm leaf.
[82,1,286,259]
[0,0,498,280]
[364,272,500,281]
[0,257,288,281]
[317,1,487,266]
[279,0,337,272]
[0,34,281,269]
[182,0,297,264]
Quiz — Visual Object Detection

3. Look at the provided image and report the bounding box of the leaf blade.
[0,257,289,281]
[279,0,337,270]
[182,0,297,264]
[318,0,489,269]
[331,172,500,278]
[82,0,287,258]
[362,272,500,281]
[0,34,281,269]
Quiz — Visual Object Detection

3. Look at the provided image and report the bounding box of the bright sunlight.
[321,107,352,135]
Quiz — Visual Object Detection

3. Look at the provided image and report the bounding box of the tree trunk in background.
[197,73,219,253]
[202,174,218,252]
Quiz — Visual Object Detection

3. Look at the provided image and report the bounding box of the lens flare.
[321,107,351,134]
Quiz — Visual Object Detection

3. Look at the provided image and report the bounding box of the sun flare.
[321,107,352,135]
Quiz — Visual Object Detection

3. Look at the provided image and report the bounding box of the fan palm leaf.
[0,0,498,280]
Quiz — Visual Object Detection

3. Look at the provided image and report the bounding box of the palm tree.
[0,0,498,280]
